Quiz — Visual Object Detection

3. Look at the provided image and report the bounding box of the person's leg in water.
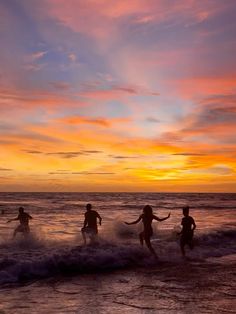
[81,228,87,245]
[89,229,97,244]
[180,237,186,257]
[189,241,194,250]
[188,234,194,250]
[13,228,17,239]
[23,226,30,239]
[144,234,158,258]
[13,225,22,239]
[139,231,144,246]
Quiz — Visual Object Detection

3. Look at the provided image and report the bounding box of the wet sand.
[0,258,235,314]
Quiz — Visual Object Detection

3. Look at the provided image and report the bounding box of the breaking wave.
[0,228,235,285]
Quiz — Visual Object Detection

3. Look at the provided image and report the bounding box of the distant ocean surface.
[0,192,235,313]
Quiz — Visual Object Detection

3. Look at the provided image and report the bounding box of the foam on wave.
[0,241,150,285]
[0,228,235,285]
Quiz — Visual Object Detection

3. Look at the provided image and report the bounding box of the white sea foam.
[0,227,235,285]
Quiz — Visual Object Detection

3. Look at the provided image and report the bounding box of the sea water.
[0,192,235,313]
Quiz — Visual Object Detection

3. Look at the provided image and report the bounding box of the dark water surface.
[0,193,235,313]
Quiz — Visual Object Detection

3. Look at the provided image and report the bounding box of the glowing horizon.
[0,0,236,192]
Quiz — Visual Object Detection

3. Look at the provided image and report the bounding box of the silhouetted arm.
[83,215,88,228]
[177,227,183,235]
[28,213,33,219]
[125,215,142,225]
[97,212,102,225]
[192,219,196,231]
[153,212,170,222]
[7,216,19,223]
[177,218,184,235]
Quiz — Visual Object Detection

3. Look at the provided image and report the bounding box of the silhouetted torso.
[141,214,153,235]
[85,210,100,231]
[181,216,194,235]
[17,212,31,226]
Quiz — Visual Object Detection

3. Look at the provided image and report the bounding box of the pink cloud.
[68,53,76,62]
[27,51,48,61]
[35,0,226,47]
[159,93,236,145]
[0,89,78,105]
[169,76,236,98]
[78,84,159,100]
[0,88,88,120]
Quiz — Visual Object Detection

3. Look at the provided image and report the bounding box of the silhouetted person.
[179,206,196,257]
[81,203,102,245]
[7,207,32,238]
[125,205,170,258]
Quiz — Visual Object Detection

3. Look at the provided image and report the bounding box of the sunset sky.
[1,0,236,192]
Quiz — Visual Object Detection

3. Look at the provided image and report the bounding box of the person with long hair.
[125,205,170,258]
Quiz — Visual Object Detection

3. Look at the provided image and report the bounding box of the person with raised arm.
[125,205,170,258]
[7,207,32,238]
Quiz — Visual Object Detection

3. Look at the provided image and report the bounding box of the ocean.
[0,192,235,313]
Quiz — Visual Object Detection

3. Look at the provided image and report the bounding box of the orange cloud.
[56,116,131,127]
[0,88,87,113]
[1,0,236,191]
